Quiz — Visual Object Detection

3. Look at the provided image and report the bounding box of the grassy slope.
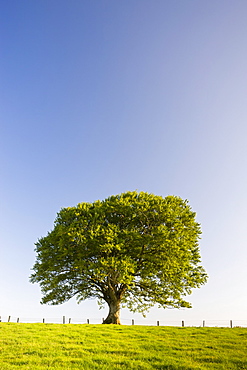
[0,323,246,369]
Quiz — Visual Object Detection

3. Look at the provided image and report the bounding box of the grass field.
[0,323,246,369]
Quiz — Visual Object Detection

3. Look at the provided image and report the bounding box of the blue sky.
[1,0,247,325]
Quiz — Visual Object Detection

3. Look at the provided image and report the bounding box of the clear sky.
[1,0,247,326]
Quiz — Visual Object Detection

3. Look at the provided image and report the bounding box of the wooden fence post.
[43,318,45,323]
[69,318,71,324]
[17,318,19,323]
[230,320,233,328]
[157,321,160,326]
[203,320,205,327]
[132,319,134,325]
[182,321,184,327]
[87,319,89,324]
[8,316,11,322]
[63,316,66,324]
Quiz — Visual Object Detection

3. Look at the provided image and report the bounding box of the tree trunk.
[102,299,121,324]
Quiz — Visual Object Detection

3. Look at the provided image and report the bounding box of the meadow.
[0,323,246,369]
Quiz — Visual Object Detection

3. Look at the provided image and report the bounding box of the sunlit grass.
[0,323,246,369]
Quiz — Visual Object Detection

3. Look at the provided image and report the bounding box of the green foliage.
[30,191,207,317]
[0,323,246,369]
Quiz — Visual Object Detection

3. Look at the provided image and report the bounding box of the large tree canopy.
[30,191,207,324]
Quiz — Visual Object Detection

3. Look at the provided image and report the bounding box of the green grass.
[0,323,246,369]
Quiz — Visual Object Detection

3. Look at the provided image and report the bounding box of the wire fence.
[0,315,246,328]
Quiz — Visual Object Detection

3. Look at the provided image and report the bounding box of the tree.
[30,191,207,324]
